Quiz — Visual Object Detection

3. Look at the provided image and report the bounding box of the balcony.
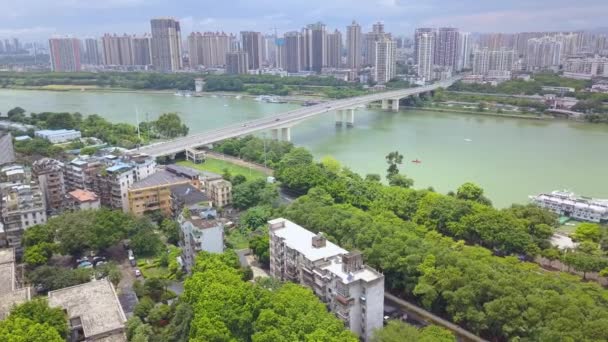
[335,294,353,306]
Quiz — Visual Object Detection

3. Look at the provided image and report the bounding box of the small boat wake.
[464,138,472,142]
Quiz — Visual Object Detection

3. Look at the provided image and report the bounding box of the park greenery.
[0,299,67,342]
[213,135,295,169]
[181,251,358,341]
[216,136,608,341]
[0,71,375,98]
[448,72,591,95]
[4,106,189,150]
[372,321,455,342]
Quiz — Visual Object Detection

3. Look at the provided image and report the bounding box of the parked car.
[134,269,142,277]
[78,261,93,269]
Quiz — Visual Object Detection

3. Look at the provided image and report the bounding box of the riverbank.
[401,106,553,120]
[3,85,328,103]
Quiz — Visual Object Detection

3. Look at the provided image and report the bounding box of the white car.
[134,269,142,277]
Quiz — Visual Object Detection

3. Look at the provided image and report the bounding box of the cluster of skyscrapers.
[47,18,608,84]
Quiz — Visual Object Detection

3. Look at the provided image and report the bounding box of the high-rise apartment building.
[435,28,459,68]
[263,34,278,67]
[269,218,384,341]
[240,31,263,70]
[457,32,471,71]
[326,29,342,68]
[226,51,249,75]
[101,34,134,66]
[188,32,232,68]
[300,27,313,71]
[284,31,302,73]
[373,37,396,84]
[150,18,182,71]
[48,37,82,72]
[32,158,66,214]
[309,23,328,73]
[364,22,389,66]
[132,35,152,66]
[416,32,435,81]
[526,36,563,70]
[83,38,101,65]
[472,48,515,75]
[346,21,362,70]
[414,28,435,65]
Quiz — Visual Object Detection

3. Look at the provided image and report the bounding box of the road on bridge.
[134,78,460,157]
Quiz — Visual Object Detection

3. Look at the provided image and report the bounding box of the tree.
[0,317,63,342]
[131,228,163,257]
[144,278,168,302]
[27,266,91,293]
[163,302,193,342]
[160,218,181,246]
[388,174,414,188]
[456,182,492,206]
[7,298,68,338]
[153,113,189,138]
[240,206,272,230]
[147,304,172,327]
[133,297,155,320]
[372,321,455,342]
[233,179,278,210]
[7,106,26,122]
[131,323,154,342]
[365,174,382,182]
[249,234,270,268]
[232,174,247,186]
[385,151,404,179]
[573,223,602,243]
[126,316,143,340]
[321,155,341,174]
[222,168,233,182]
[23,242,55,267]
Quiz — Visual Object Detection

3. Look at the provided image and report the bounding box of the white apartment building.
[472,48,515,75]
[269,218,384,341]
[373,37,396,84]
[563,56,608,80]
[530,191,608,223]
[416,32,435,82]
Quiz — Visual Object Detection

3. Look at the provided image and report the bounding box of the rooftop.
[106,163,131,173]
[322,259,383,284]
[166,164,199,178]
[48,279,127,340]
[130,170,190,190]
[269,218,347,262]
[0,287,31,319]
[170,184,209,205]
[189,218,222,230]
[0,248,31,319]
[35,129,81,135]
[69,189,99,203]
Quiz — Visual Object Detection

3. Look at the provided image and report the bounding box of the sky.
[2,0,608,41]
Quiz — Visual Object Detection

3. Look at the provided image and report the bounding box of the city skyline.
[2,0,608,41]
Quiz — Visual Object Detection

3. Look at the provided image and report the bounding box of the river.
[1,88,607,208]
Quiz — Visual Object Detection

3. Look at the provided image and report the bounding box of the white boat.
[464,138,472,142]
[174,92,184,97]
[235,95,242,99]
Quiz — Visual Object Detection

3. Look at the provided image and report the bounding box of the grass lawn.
[178,158,266,180]
[39,84,100,91]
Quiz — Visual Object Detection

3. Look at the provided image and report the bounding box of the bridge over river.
[134,78,460,157]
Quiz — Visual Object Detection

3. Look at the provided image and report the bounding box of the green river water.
[1,89,607,208]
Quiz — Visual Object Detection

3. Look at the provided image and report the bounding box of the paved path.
[384,293,487,342]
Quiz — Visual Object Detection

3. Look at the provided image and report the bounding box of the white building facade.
[268,218,384,341]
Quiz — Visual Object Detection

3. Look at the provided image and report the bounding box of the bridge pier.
[391,98,400,112]
[335,110,344,126]
[381,99,390,110]
[271,128,279,140]
[345,108,355,127]
[281,127,291,142]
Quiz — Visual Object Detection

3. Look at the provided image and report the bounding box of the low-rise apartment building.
[128,169,193,217]
[268,218,384,341]
[67,189,101,211]
[48,279,127,342]
[206,179,232,207]
[35,129,82,143]
[0,248,31,319]
[33,158,66,213]
[94,163,134,212]
[65,155,103,191]
[178,205,222,273]
[170,183,211,217]
[0,166,47,252]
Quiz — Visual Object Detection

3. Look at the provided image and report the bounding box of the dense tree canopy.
[0,299,67,342]
[182,252,357,341]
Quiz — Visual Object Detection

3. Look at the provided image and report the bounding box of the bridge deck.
[134,78,460,157]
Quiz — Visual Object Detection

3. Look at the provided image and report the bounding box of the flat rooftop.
[130,170,190,190]
[166,164,199,178]
[0,263,15,294]
[322,259,383,284]
[0,248,31,319]
[48,279,126,340]
[269,218,347,262]
[69,189,99,203]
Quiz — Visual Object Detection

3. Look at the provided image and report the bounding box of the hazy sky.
[2,0,607,40]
